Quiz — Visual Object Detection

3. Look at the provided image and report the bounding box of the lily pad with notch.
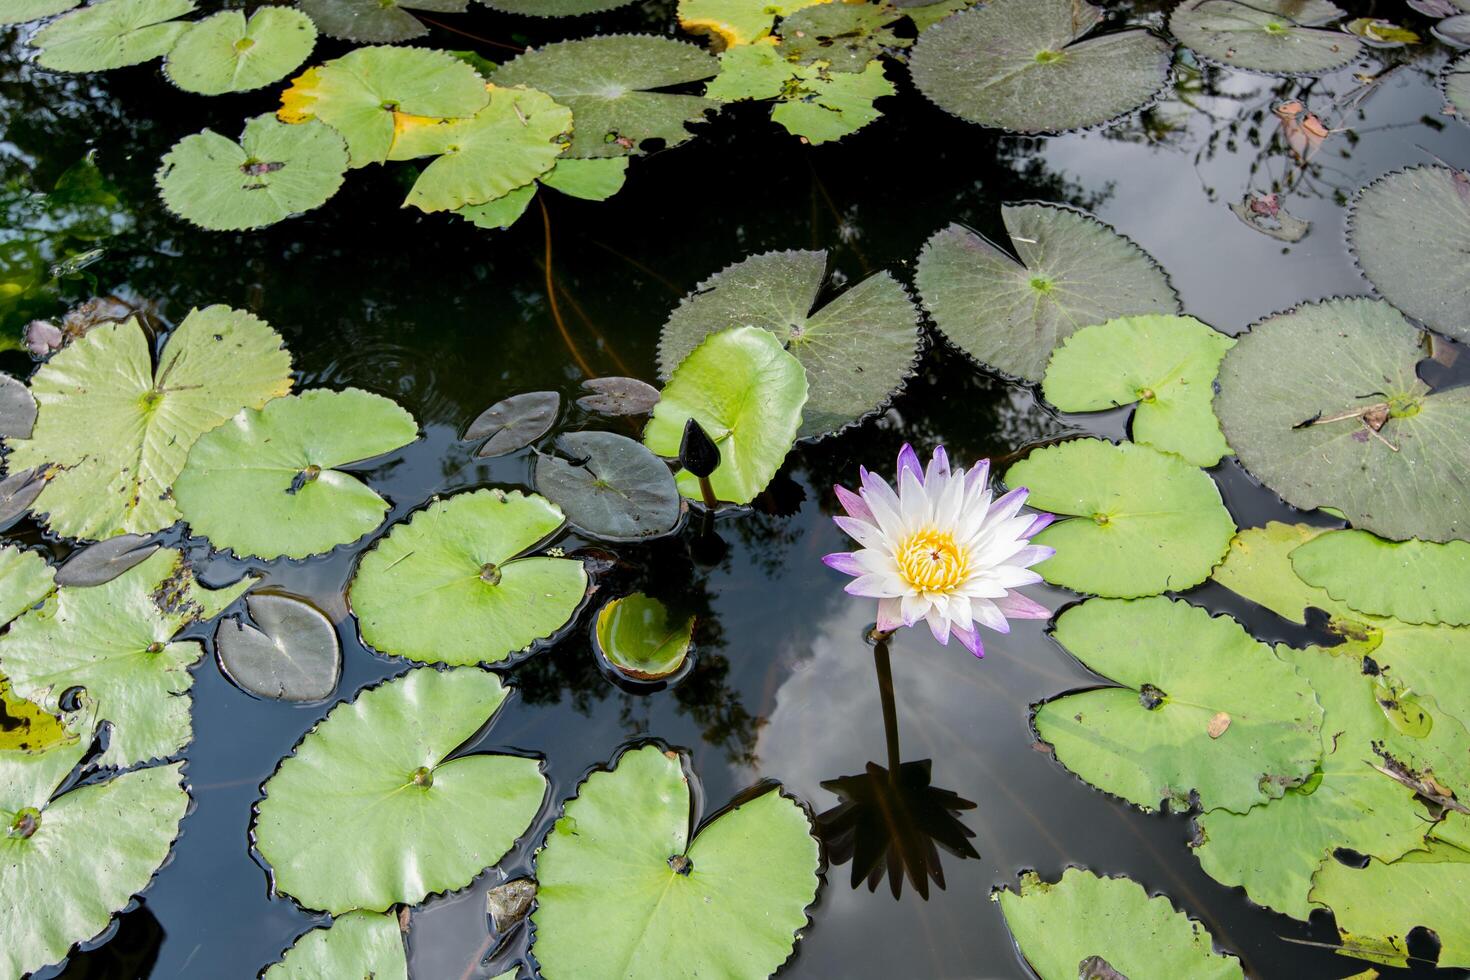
[5,306,293,542]
[253,666,548,914]
[466,390,560,457]
[0,0,80,25]
[532,743,819,978]
[659,250,918,440]
[706,45,895,145]
[644,326,808,505]
[296,0,465,44]
[29,0,195,73]
[174,388,418,560]
[494,35,721,158]
[164,8,316,96]
[1348,166,1470,344]
[349,488,587,666]
[1037,597,1322,814]
[577,376,659,417]
[54,533,158,588]
[1042,314,1236,466]
[1214,297,1470,543]
[264,910,407,979]
[215,593,341,702]
[0,469,46,533]
[534,431,680,542]
[1003,439,1236,598]
[1289,529,1470,627]
[915,206,1180,383]
[594,593,694,682]
[1169,0,1362,75]
[993,868,1244,980]
[0,544,54,628]
[908,0,1171,134]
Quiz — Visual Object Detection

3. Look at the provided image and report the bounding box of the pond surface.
[3,1,1469,977]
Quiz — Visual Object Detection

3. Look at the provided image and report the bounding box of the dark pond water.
[4,1,1469,977]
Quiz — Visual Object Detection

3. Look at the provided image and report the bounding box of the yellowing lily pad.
[678,0,828,47]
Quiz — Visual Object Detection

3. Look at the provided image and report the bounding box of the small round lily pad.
[1289,529,1470,626]
[296,0,466,44]
[157,114,349,231]
[164,8,317,96]
[1169,0,1362,75]
[215,593,341,702]
[534,430,680,542]
[30,0,195,72]
[577,376,659,416]
[466,390,560,457]
[594,593,694,681]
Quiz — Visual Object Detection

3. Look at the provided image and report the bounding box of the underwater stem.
[539,195,596,379]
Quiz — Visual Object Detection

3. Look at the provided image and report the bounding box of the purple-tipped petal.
[896,443,924,485]
[833,515,884,550]
[952,624,985,658]
[1023,512,1056,537]
[925,446,951,485]
[989,485,1030,523]
[834,484,873,522]
[1011,545,1057,568]
[927,608,952,644]
[822,552,865,576]
[876,597,904,632]
[965,458,991,492]
[995,591,1051,620]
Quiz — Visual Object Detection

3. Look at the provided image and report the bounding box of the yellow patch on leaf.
[277,66,325,124]
[0,675,76,754]
[678,0,835,49]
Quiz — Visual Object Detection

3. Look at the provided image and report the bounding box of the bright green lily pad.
[658,250,918,440]
[350,489,587,666]
[278,46,490,167]
[495,35,720,157]
[595,593,694,681]
[706,45,894,144]
[1215,298,1470,543]
[5,307,293,542]
[776,3,910,72]
[30,0,195,72]
[174,388,418,560]
[255,666,547,914]
[157,114,349,231]
[264,910,408,979]
[1447,54,1470,122]
[915,206,1180,382]
[540,157,629,200]
[164,8,317,95]
[993,868,1244,980]
[1042,315,1236,466]
[0,729,187,980]
[534,431,680,542]
[1290,530,1470,627]
[908,0,1171,134]
[532,744,819,978]
[480,0,635,13]
[402,86,571,213]
[1003,439,1236,598]
[0,544,54,628]
[644,326,808,505]
[458,184,537,230]
[1169,0,1362,75]
[1040,597,1322,814]
[0,0,79,26]
[0,548,252,768]
[1349,166,1470,345]
[296,0,465,44]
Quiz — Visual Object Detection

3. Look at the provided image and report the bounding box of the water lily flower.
[823,444,1054,657]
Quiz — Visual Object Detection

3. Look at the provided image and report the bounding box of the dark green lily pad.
[480,0,635,13]
[915,206,1180,382]
[1169,0,1362,75]
[349,489,587,665]
[467,390,560,457]
[706,45,895,144]
[534,431,680,541]
[1289,529,1470,627]
[532,744,819,978]
[1214,297,1470,543]
[296,0,466,44]
[659,250,918,440]
[164,8,317,95]
[215,593,341,702]
[30,0,195,73]
[594,593,694,681]
[1348,166,1470,344]
[0,470,45,532]
[909,0,1171,134]
[0,373,36,440]
[0,0,80,26]
[174,388,419,560]
[157,114,349,231]
[776,2,910,72]
[577,376,659,416]
[54,533,158,588]
[495,35,721,157]
[1003,439,1237,598]
[264,911,407,980]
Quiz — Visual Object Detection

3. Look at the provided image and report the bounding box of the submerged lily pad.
[0,544,54,628]
[994,868,1244,980]
[678,0,828,47]
[1043,315,1235,466]
[706,45,894,144]
[0,728,188,980]
[1312,845,1470,970]
[54,533,158,588]
[0,0,80,25]
[255,666,547,914]
[164,8,317,95]
[215,594,340,702]
[1215,298,1470,543]
[916,206,1180,382]
[0,470,45,532]
[30,0,195,72]
[594,593,694,681]
[174,388,418,560]
[1289,530,1470,627]
[534,431,680,541]
[0,373,36,440]
[577,376,659,416]
[1169,0,1361,75]
[644,326,808,505]
[658,251,918,440]
[5,307,292,542]
[1349,166,1470,344]
[1039,597,1322,813]
[350,489,587,666]
[909,0,1170,134]
[495,36,720,157]
[157,114,349,231]
[264,910,407,980]
[296,0,465,44]
[278,46,490,167]
[532,744,819,978]
[0,548,252,768]
[776,2,910,72]
[1003,439,1236,598]
[466,390,560,457]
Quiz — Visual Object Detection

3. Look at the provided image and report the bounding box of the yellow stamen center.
[895,528,969,594]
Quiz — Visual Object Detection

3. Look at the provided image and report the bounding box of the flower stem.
[697,475,718,511]
[872,639,901,775]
